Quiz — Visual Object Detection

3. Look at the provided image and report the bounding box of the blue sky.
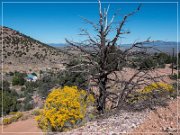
[1,0,179,44]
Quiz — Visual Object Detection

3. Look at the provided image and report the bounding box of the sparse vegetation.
[126,82,175,109]
[22,94,34,111]
[58,71,88,90]
[2,112,23,125]
[32,109,41,116]
[0,88,19,116]
[0,26,65,66]
[12,72,26,86]
[169,72,180,80]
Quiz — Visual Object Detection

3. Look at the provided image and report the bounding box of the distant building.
[26,74,38,82]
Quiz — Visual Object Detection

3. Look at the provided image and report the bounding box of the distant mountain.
[50,41,179,54]
[48,43,66,48]
[0,26,66,66]
[121,41,179,54]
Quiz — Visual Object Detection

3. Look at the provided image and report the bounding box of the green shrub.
[132,56,157,70]
[12,72,26,86]
[58,71,88,90]
[0,80,10,92]
[171,82,179,97]
[23,95,34,111]
[154,52,172,65]
[32,109,41,116]
[9,72,14,76]
[31,72,37,76]
[0,90,19,116]
[169,73,180,80]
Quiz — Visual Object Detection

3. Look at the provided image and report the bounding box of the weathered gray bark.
[65,0,158,114]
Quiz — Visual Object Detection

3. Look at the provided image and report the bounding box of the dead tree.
[65,0,160,114]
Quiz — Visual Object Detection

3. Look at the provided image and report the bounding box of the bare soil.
[0,117,43,135]
[131,97,180,135]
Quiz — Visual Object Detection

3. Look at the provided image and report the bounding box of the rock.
[131,123,137,128]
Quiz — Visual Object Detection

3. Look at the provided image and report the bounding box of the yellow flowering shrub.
[3,118,11,125]
[139,82,174,94]
[9,112,17,115]
[127,82,174,104]
[35,86,94,132]
[2,112,23,125]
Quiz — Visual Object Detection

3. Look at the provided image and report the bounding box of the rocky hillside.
[0,26,65,68]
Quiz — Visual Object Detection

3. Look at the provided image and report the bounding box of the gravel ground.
[55,109,149,135]
[131,97,180,135]
[54,98,179,135]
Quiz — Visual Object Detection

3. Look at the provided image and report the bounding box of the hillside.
[1,97,179,134]
[0,26,66,72]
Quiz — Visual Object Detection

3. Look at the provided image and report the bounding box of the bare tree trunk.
[97,74,107,114]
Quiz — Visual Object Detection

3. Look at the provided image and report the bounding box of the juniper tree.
[66,0,159,113]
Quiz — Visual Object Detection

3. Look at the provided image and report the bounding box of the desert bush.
[35,74,58,97]
[138,57,157,70]
[126,82,174,108]
[0,90,19,116]
[36,86,94,132]
[32,109,41,116]
[58,71,88,90]
[12,72,26,86]
[171,82,180,97]
[3,118,11,125]
[154,52,172,65]
[15,112,23,119]
[23,94,34,111]
[24,81,39,93]
[9,112,17,115]
[0,80,21,116]
[9,72,14,76]
[169,72,180,80]
[133,53,176,70]
[66,59,81,67]
[37,81,56,97]
[31,72,37,76]
[139,82,174,94]
[10,112,23,122]
[0,80,10,92]
[2,112,23,125]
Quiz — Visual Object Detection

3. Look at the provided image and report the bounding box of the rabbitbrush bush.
[127,82,174,104]
[139,82,174,94]
[2,112,23,125]
[35,86,94,132]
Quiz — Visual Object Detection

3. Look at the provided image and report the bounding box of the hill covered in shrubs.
[0,26,66,68]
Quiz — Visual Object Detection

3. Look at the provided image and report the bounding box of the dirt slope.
[131,97,180,135]
[1,117,43,135]
[0,26,66,72]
